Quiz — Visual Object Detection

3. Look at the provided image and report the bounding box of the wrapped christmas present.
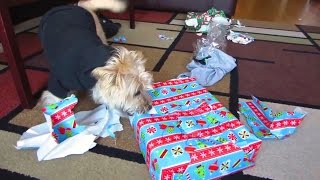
[131,78,262,180]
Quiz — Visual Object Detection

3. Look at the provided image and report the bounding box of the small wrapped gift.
[131,78,262,180]
[239,96,307,140]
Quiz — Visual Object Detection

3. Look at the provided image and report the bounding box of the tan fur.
[91,47,153,115]
[40,0,154,116]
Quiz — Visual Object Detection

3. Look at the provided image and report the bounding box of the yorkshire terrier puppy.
[39,0,153,116]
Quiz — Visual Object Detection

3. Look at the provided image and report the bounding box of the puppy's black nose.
[148,105,153,111]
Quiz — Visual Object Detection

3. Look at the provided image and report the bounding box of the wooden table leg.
[129,0,135,29]
[0,3,35,109]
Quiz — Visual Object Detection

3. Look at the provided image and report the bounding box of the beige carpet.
[0,131,149,180]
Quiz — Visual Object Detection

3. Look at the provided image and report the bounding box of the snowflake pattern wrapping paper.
[42,94,86,143]
[239,96,307,140]
[131,78,262,180]
[16,94,123,161]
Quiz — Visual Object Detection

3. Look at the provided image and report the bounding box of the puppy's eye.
[134,91,141,96]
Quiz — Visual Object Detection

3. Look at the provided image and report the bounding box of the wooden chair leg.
[129,0,135,29]
[0,3,35,109]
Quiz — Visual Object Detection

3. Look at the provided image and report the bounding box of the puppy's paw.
[38,90,62,107]
[110,0,128,13]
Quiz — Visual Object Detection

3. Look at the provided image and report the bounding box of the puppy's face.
[92,47,153,116]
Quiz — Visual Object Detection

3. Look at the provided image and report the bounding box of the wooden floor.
[234,0,320,26]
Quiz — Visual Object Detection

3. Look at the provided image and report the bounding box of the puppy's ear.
[92,67,117,83]
[92,67,108,79]
[130,51,146,65]
[139,72,153,90]
[92,66,127,88]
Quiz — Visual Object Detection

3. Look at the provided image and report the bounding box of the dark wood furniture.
[0,1,35,109]
[129,0,135,29]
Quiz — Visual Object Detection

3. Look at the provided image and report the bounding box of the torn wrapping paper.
[185,7,226,33]
[41,95,86,143]
[16,94,122,161]
[177,47,236,87]
[131,78,262,180]
[239,96,307,140]
[227,30,254,45]
[158,34,174,40]
[113,35,126,42]
[211,16,231,26]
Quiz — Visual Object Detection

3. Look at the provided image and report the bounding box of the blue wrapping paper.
[42,94,86,143]
[17,95,123,161]
[239,96,307,140]
[131,78,262,180]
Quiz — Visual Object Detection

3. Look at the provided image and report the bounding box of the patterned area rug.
[0,8,320,180]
